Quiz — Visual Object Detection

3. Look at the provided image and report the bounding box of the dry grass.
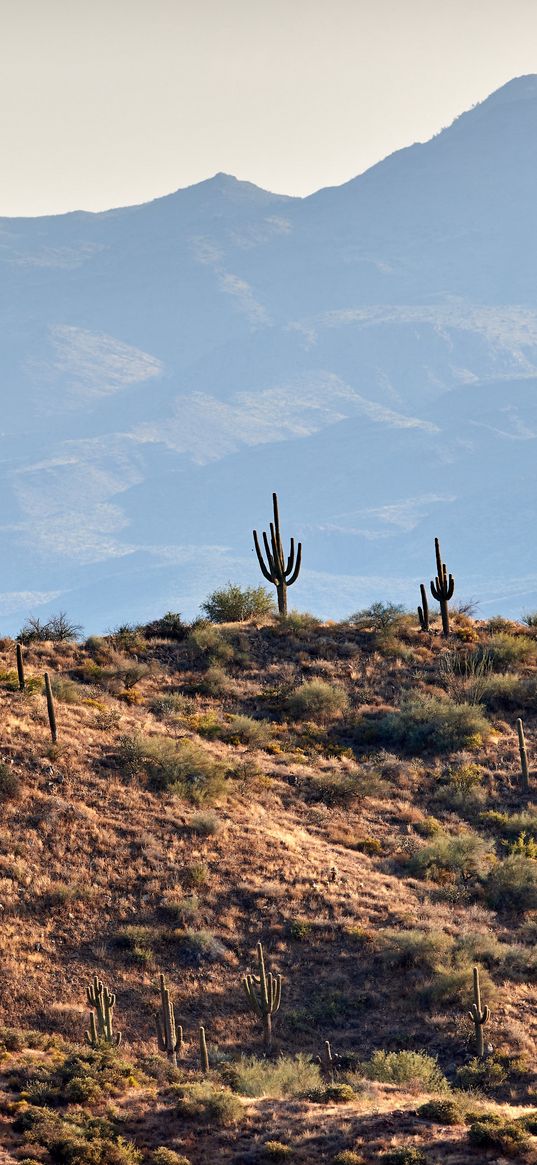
[0,618,536,1161]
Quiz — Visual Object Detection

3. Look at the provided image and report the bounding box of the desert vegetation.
[0,531,536,1162]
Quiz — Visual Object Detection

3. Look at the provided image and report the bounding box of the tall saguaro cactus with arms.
[85,975,121,1047]
[253,492,302,616]
[430,537,454,637]
[155,974,183,1065]
[243,941,282,1052]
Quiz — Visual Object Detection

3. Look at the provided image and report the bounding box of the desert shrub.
[484,856,537,912]
[195,665,234,697]
[474,633,537,671]
[189,811,220,836]
[360,1050,448,1092]
[161,893,199,926]
[262,1145,293,1161]
[172,1081,242,1125]
[117,735,228,804]
[278,611,321,634]
[455,1056,507,1092]
[376,928,453,972]
[307,1083,355,1104]
[479,673,537,711]
[218,714,272,748]
[408,830,492,882]
[176,929,226,964]
[230,1054,321,1098]
[143,612,187,640]
[480,808,537,841]
[468,1114,530,1155]
[189,623,234,664]
[434,763,487,813]
[306,765,365,806]
[382,1150,427,1165]
[348,602,407,632]
[417,1098,462,1124]
[18,611,82,644]
[287,680,348,723]
[150,693,192,719]
[152,1150,191,1165]
[333,1154,366,1165]
[357,697,488,755]
[49,676,84,704]
[0,763,21,802]
[201,583,275,622]
[116,925,154,964]
[424,964,495,1008]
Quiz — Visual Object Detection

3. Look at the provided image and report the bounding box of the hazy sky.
[2,0,537,216]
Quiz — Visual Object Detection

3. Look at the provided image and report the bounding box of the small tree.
[201,583,275,623]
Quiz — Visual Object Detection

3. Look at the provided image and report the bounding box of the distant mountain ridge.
[1,76,537,632]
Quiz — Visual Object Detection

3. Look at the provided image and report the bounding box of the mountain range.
[2,74,537,632]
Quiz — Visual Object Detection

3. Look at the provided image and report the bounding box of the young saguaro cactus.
[516,717,530,793]
[16,643,25,691]
[86,975,121,1047]
[199,1025,209,1074]
[253,492,302,616]
[156,973,183,1066]
[243,941,282,1052]
[468,965,490,1059]
[417,583,430,632]
[44,672,57,743]
[430,537,454,637]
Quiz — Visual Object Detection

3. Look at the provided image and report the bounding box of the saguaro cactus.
[156,974,183,1065]
[321,1039,336,1081]
[85,975,121,1047]
[253,492,302,616]
[16,644,25,691]
[516,718,530,793]
[243,941,282,1052]
[468,965,490,1058]
[430,537,454,637]
[44,672,57,743]
[417,583,430,632]
[199,1025,209,1074]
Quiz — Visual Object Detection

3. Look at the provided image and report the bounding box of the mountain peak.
[476,73,537,110]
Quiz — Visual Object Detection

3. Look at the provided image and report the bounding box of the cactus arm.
[253,530,275,582]
[286,542,302,586]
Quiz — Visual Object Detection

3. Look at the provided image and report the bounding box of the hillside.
[0,600,536,1162]
[3,76,537,630]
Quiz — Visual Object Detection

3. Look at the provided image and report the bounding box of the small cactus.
[417,583,429,632]
[44,672,57,743]
[253,492,302,616]
[199,1024,209,1074]
[430,537,454,637]
[16,644,25,691]
[243,941,282,1052]
[85,975,121,1047]
[516,717,530,793]
[321,1039,336,1081]
[468,965,490,1058]
[156,973,183,1065]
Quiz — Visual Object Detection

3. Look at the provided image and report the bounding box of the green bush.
[484,856,537,913]
[0,763,21,802]
[152,1150,192,1165]
[333,1153,366,1165]
[408,830,492,882]
[306,765,366,807]
[172,1081,242,1126]
[307,1083,355,1104]
[262,1144,293,1161]
[189,623,235,663]
[189,811,220,836]
[360,1050,448,1092]
[287,679,348,722]
[49,675,84,704]
[348,602,408,632]
[474,633,537,671]
[381,1150,427,1165]
[357,697,488,755]
[417,1098,462,1124]
[176,929,226,964]
[424,964,495,1008]
[455,1056,507,1092]
[230,1054,321,1098]
[468,1114,531,1156]
[201,583,275,622]
[376,928,453,972]
[143,612,187,640]
[117,735,228,804]
[218,714,272,748]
